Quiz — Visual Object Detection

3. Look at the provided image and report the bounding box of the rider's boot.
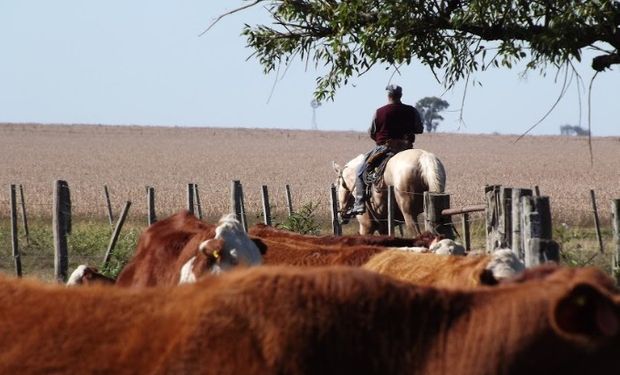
[344,177,366,218]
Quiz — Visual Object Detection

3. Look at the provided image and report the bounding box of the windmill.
[310,99,321,130]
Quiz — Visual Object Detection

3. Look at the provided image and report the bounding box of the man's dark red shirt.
[369,102,423,145]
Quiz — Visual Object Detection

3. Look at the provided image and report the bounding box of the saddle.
[362,139,413,195]
[363,152,393,187]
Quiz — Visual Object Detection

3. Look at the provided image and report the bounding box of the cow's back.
[2,266,619,374]
[249,224,437,248]
[363,250,492,288]
[261,238,385,267]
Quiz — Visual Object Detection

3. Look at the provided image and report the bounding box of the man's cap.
[385,84,402,96]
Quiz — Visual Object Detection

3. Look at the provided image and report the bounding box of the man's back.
[371,103,423,145]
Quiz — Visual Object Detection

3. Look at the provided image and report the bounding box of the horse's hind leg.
[395,194,422,237]
[403,213,421,237]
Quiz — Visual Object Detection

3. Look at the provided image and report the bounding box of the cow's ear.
[332,161,341,174]
[552,283,619,339]
[251,237,268,255]
[199,238,225,259]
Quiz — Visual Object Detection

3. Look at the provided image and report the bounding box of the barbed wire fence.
[1,180,619,282]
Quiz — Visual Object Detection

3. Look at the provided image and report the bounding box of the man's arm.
[368,112,377,140]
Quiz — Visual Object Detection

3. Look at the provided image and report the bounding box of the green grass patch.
[0,218,142,281]
[0,213,617,282]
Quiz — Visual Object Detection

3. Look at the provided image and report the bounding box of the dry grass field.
[0,123,618,280]
[1,123,618,225]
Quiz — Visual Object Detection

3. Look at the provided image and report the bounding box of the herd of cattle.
[1,210,619,373]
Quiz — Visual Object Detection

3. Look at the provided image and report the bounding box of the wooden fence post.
[387,186,395,236]
[53,180,70,283]
[102,201,131,270]
[261,185,272,226]
[146,186,156,226]
[104,185,114,225]
[239,183,248,232]
[485,185,500,252]
[230,180,247,232]
[590,190,604,254]
[462,213,471,252]
[230,180,242,219]
[285,184,294,217]
[521,196,534,266]
[18,184,30,245]
[10,185,22,277]
[498,186,513,249]
[485,185,513,252]
[511,188,533,260]
[522,196,558,267]
[484,185,513,252]
[330,184,342,235]
[187,183,195,216]
[612,199,620,282]
[193,184,203,220]
[424,192,455,239]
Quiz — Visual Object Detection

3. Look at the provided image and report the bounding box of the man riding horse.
[343,84,424,218]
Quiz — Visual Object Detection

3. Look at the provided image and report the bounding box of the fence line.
[2,182,617,224]
[2,180,618,280]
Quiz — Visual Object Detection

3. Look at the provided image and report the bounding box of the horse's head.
[332,159,359,221]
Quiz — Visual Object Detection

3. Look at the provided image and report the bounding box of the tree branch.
[198,0,263,37]
[592,53,620,71]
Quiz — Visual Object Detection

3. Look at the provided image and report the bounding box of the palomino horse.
[333,148,446,236]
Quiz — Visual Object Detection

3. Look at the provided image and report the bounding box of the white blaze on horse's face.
[212,214,263,269]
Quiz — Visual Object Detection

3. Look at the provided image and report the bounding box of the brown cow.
[249,223,440,248]
[115,211,264,287]
[252,223,443,267]
[0,265,619,374]
[260,237,392,266]
[258,235,450,267]
[363,248,525,288]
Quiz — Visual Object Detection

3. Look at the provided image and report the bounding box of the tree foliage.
[560,124,590,136]
[225,0,620,100]
[276,201,321,235]
[416,96,450,132]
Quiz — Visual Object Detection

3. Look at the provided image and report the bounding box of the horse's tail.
[418,151,446,193]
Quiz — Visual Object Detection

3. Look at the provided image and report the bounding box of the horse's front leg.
[357,214,376,235]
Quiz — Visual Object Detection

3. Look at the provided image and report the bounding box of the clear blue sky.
[1,1,619,136]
